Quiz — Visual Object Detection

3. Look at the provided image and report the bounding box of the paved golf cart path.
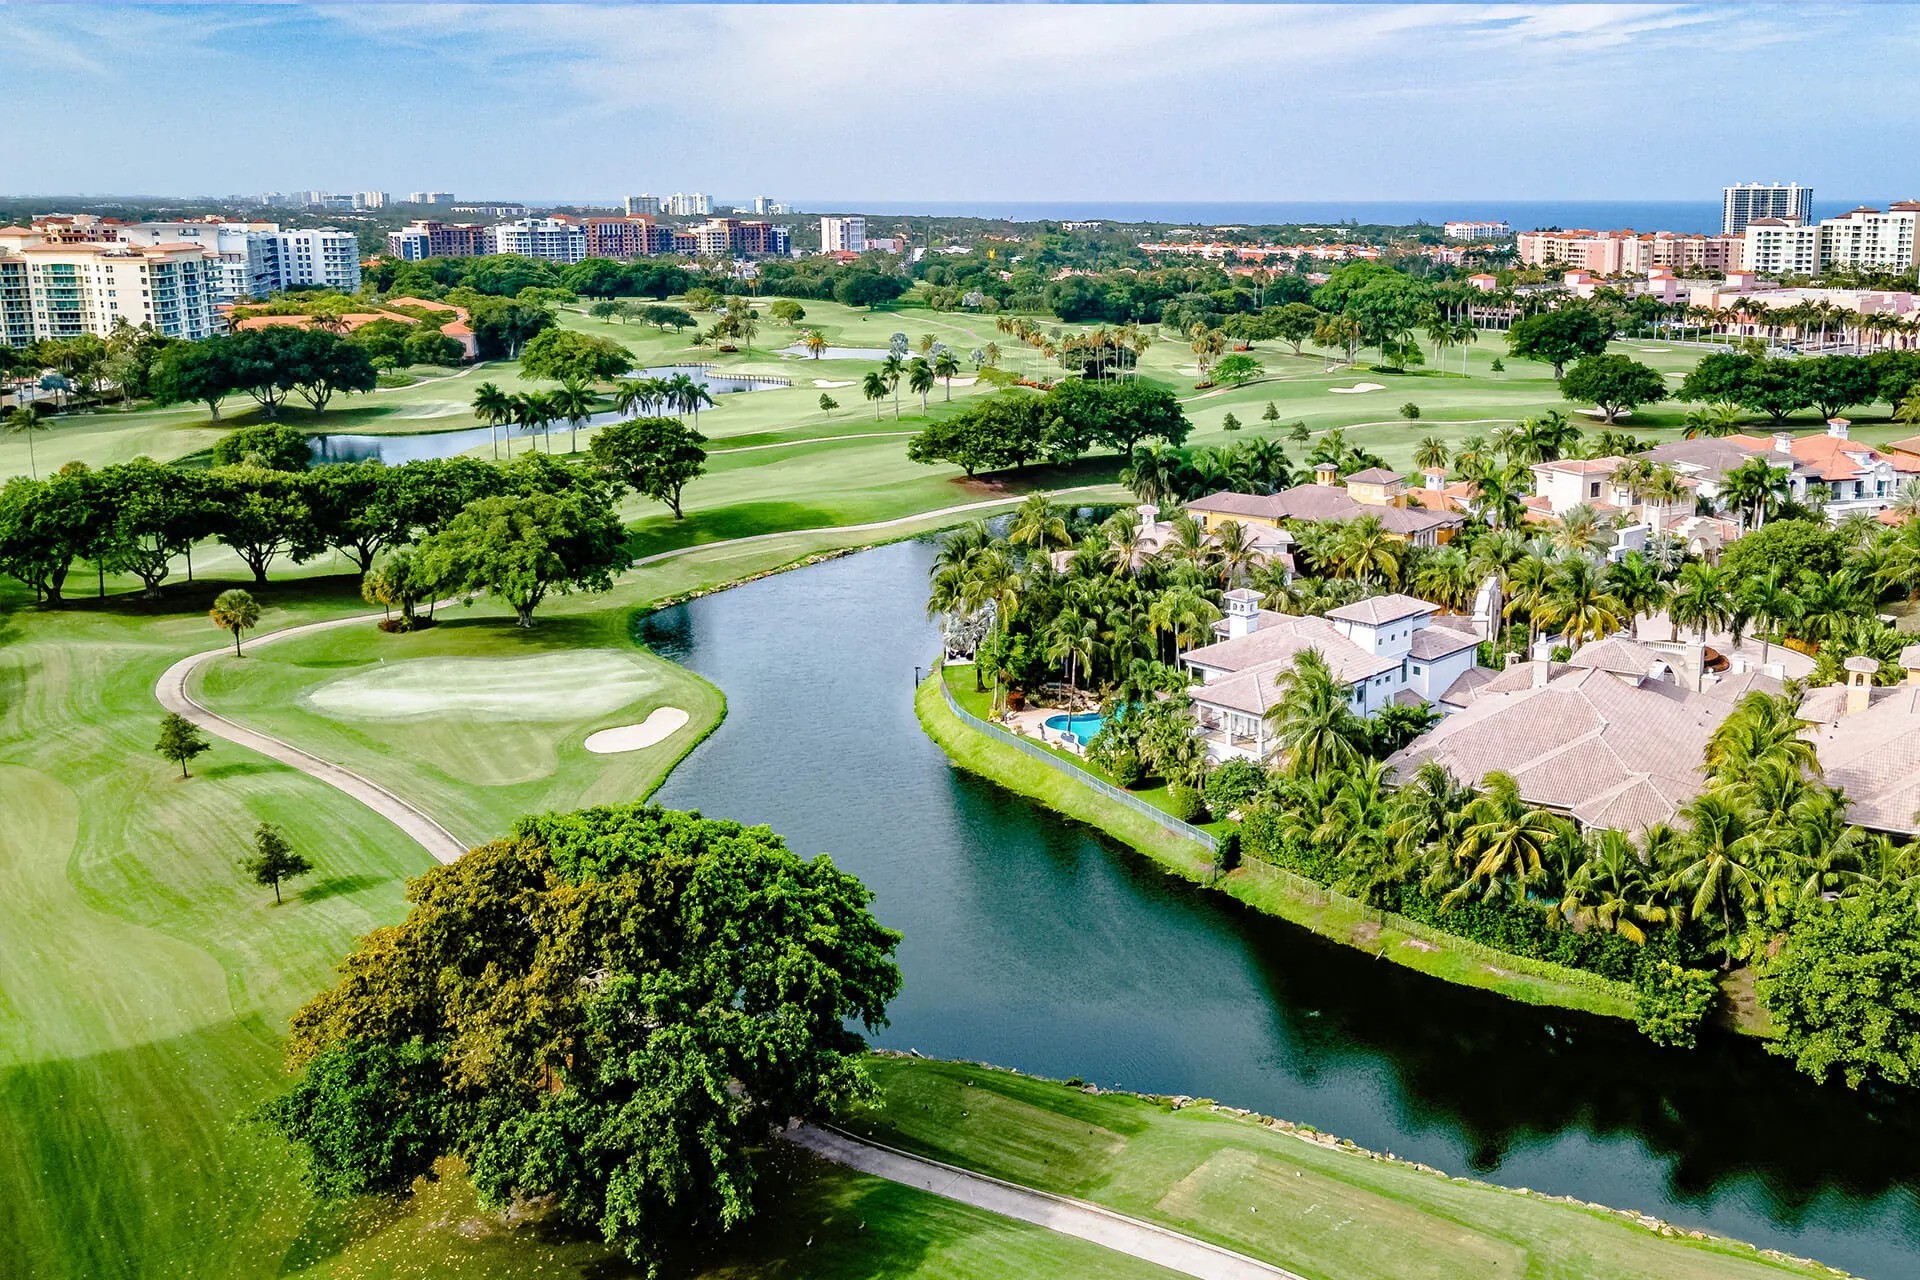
[785,1124,1304,1280]
[155,611,469,864]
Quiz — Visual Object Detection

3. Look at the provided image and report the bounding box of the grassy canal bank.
[915,668,1640,1022]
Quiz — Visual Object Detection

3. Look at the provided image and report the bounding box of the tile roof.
[1344,467,1404,485]
[1187,485,1462,536]
[1805,684,1920,835]
[1325,593,1441,626]
[1566,635,1672,680]
[1436,666,1499,708]
[1407,624,1480,660]
[1387,664,1738,831]
[1185,614,1403,685]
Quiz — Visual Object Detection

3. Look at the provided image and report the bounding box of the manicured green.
[852,1057,1844,1280]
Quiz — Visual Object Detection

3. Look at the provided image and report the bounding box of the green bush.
[1399,402,1421,419]
[1204,758,1267,814]
[1490,357,1505,372]
[1165,782,1205,824]
[1215,829,1242,872]
[1107,749,1142,788]
[1633,961,1717,1048]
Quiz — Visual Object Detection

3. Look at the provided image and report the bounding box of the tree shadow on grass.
[196,760,283,782]
[297,874,389,906]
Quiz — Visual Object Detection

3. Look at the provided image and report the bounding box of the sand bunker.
[813,379,854,388]
[1637,346,1673,352]
[1328,383,1386,394]
[584,707,691,754]
[306,652,661,722]
[1575,407,1633,419]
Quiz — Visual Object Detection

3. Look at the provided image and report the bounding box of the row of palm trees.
[1256,653,1907,968]
[470,373,715,458]
[859,349,963,419]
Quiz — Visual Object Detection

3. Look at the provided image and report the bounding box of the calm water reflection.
[641,538,1920,1278]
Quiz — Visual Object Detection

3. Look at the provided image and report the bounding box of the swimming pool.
[1042,710,1108,746]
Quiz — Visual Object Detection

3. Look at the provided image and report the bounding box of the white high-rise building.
[1742,202,1920,278]
[121,221,284,302]
[624,194,660,216]
[487,217,588,263]
[665,192,711,216]
[1723,182,1813,236]
[354,191,389,210]
[407,191,455,207]
[281,228,363,290]
[819,215,866,254]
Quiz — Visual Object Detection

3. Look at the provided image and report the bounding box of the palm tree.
[470,381,511,460]
[1683,402,1743,438]
[861,370,889,419]
[1704,690,1820,783]
[1100,507,1147,576]
[1264,648,1365,776]
[1540,555,1625,644]
[1043,608,1100,703]
[208,588,262,657]
[1411,545,1474,611]
[1008,494,1071,553]
[1412,436,1449,473]
[551,376,596,454]
[505,392,543,456]
[1720,457,1789,530]
[1669,788,1770,968]
[1119,444,1185,506]
[1448,772,1561,904]
[1328,514,1400,585]
[803,329,829,360]
[1549,503,1605,557]
[1734,565,1802,666]
[5,407,48,480]
[879,353,905,419]
[1604,552,1669,638]
[908,356,936,411]
[933,348,961,400]
[1213,520,1259,587]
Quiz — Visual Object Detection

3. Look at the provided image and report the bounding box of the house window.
[1411,664,1423,675]
[1589,481,1601,498]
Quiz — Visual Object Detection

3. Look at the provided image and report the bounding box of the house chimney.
[1773,432,1794,455]
[1845,655,1878,714]
[1682,636,1706,692]
[1529,636,1553,688]
[1827,418,1850,439]
[1136,502,1159,526]
[1423,468,1446,493]
[1313,463,1338,487]
[1224,588,1261,639]
[1902,644,1920,685]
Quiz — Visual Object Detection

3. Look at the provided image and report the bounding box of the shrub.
[1399,402,1421,420]
[1222,412,1243,432]
[1165,782,1205,824]
[1106,749,1143,788]
[1204,758,1267,814]
[1490,357,1505,372]
[1634,961,1717,1048]
[1214,829,1242,872]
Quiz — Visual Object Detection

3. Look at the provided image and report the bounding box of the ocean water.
[810,198,1874,235]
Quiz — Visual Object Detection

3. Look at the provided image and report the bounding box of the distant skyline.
[4,4,1918,205]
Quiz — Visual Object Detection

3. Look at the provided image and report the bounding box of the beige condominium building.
[0,228,217,344]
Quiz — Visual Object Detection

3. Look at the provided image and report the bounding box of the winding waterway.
[642,537,1920,1278]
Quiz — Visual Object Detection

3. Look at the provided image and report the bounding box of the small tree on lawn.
[243,822,313,905]
[1222,412,1242,432]
[156,712,211,779]
[210,588,262,656]
[1262,401,1279,422]
[819,393,838,415]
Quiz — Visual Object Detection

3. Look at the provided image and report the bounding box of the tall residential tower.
[1723,182,1813,235]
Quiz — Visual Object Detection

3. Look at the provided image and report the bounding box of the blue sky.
[4,4,1918,205]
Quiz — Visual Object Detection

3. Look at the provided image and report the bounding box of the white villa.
[1181,591,1482,761]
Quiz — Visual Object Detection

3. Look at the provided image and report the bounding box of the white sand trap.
[1328,382,1387,394]
[1637,346,1673,352]
[1576,407,1633,419]
[584,707,691,754]
[813,379,855,388]
[306,652,661,722]
[948,375,979,388]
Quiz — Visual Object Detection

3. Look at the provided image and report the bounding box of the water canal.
[641,537,1920,1279]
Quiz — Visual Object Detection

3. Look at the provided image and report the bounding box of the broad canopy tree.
[1559,354,1667,424]
[265,802,902,1271]
[415,490,627,626]
[1508,307,1611,378]
[587,416,708,519]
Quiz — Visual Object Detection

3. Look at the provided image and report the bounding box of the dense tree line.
[1679,350,1920,426]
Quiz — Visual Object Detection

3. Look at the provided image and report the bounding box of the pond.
[776,343,894,361]
[641,537,1920,1280]
[307,365,787,465]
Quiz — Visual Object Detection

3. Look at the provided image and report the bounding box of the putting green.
[303,651,662,722]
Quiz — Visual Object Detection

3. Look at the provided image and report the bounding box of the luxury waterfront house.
[1181,591,1482,761]
[1186,466,1465,548]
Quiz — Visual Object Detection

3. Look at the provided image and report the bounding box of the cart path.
[785,1124,1305,1280]
[155,611,469,864]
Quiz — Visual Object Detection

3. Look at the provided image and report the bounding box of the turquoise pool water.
[1043,711,1108,745]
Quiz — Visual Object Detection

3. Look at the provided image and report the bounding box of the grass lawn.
[917,670,1637,1021]
[852,1057,1843,1280]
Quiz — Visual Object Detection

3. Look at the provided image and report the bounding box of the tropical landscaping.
[11,248,1920,1278]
